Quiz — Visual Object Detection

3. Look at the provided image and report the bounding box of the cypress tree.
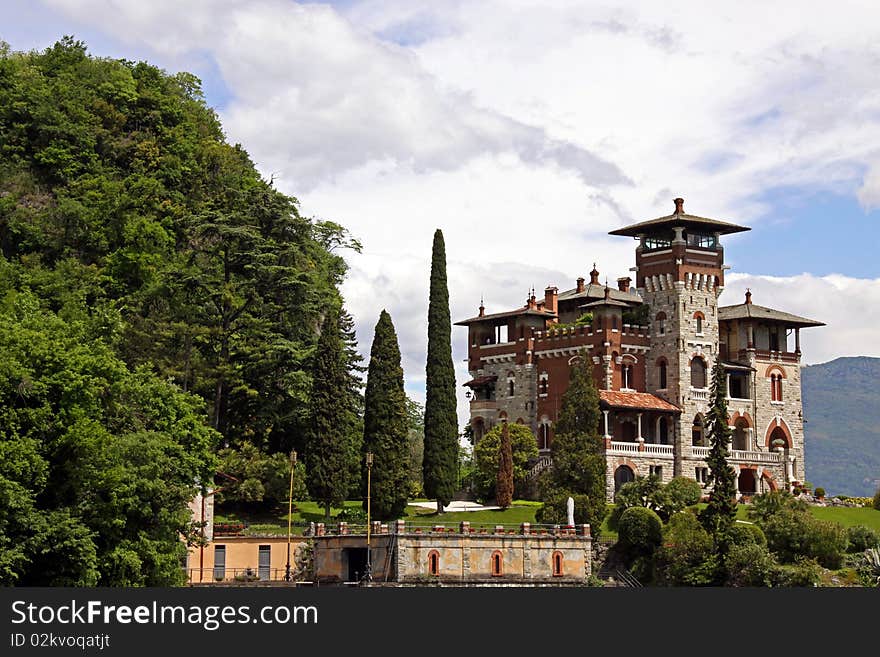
[305,305,351,519]
[700,360,738,560]
[423,229,459,512]
[496,422,514,509]
[362,310,410,520]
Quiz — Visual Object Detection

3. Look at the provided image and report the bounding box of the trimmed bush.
[814,487,825,498]
[729,523,767,548]
[874,488,880,511]
[762,508,848,569]
[665,476,703,510]
[618,506,662,557]
[846,525,880,553]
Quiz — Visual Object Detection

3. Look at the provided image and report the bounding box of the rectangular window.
[258,545,271,581]
[213,545,226,581]
[694,467,709,484]
[650,465,663,478]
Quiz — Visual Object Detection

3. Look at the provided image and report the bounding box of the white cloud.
[29,0,880,426]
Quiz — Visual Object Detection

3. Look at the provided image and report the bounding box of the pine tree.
[700,360,738,559]
[495,422,514,509]
[423,229,459,512]
[362,310,410,520]
[305,305,352,519]
[339,306,366,498]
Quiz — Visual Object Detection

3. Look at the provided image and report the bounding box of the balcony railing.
[642,443,674,457]
[690,387,709,401]
[607,441,640,454]
[691,446,711,458]
[689,446,781,464]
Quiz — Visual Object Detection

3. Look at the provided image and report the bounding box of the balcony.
[605,441,674,458]
[738,348,799,364]
[689,446,781,464]
[469,400,496,410]
[690,387,709,402]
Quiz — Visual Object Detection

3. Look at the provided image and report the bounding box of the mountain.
[802,356,880,497]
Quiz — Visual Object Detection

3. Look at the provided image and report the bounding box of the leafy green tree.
[618,506,662,558]
[473,423,538,501]
[653,512,717,587]
[305,306,353,518]
[610,475,703,527]
[423,229,459,512]
[405,397,425,497]
[699,360,738,558]
[216,443,307,506]
[495,423,514,509]
[362,311,409,520]
[0,295,217,586]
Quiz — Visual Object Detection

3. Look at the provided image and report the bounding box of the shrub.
[665,476,703,511]
[874,488,880,511]
[846,525,880,553]
[762,508,848,569]
[771,559,821,587]
[726,543,777,587]
[729,523,767,548]
[748,490,808,523]
[814,487,825,498]
[654,512,717,586]
[618,506,662,557]
[609,476,665,529]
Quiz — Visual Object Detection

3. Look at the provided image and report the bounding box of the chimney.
[544,286,558,315]
[589,263,600,286]
[576,277,585,293]
[617,276,631,292]
[674,197,685,214]
[745,289,752,305]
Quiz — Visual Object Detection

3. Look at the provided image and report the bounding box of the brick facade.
[456,198,823,500]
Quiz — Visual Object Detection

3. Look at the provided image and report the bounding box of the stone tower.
[609,198,750,478]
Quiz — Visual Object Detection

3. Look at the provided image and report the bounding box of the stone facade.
[312,521,592,585]
[456,198,823,500]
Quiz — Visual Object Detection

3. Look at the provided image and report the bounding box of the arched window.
[770,374,783,402]
[491,551,503,577]
[507,371,515,397]
[692,415,705,447]
[733,418,749,451]
[498,411,508,424]
[552,551,564,577]
[428,550,440,576]
[690,357,707,388]
[655,311,666,335]
[621,363,633,390]
[538,420,551,451]
[658,359,667,389]
[695,316,703,334]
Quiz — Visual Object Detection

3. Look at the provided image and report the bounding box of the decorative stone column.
[636,412,643,440]
[603,410,611,439]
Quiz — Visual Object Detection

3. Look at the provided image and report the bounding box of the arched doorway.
[614,465,635,492]
[732,418,749,451]
[738,469,757,495]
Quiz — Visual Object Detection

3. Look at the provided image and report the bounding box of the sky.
[3,0,880,428]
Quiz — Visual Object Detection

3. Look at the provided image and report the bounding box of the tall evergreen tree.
[305,305,351,519]
[339,306,366,498]
[699,360,738,560]
[362,311,410,520]
[496,422,514,509]
[537,353,607,533]
[422,229,459,512]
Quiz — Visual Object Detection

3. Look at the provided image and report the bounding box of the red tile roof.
[599,390,680,412]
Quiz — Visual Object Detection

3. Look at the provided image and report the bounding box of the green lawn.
[808,506,880,531]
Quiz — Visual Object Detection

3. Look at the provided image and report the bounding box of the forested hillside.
[803,357,880,497]
[0,38,362,585]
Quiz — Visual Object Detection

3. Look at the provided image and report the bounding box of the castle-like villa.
[456,198,824,500]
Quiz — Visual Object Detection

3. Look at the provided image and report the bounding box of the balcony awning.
[599,390,680,413]
[463,375,498,388]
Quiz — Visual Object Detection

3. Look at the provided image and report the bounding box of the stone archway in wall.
[737,468,757,495]
[732,418,749,451]
[614,465,635,492]
[761,470,778,492]
[764,418,793,449]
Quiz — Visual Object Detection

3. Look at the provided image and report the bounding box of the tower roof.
[608,198,750,237]
[718,302,824,328]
